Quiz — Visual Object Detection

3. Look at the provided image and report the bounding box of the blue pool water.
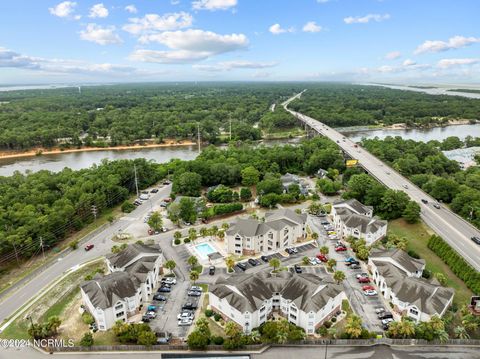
[195,243,216,258]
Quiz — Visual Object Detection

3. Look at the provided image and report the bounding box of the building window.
[114,303,123,310]
[289,314,297,320]
[410,308,419,315]
[115,311,125,318]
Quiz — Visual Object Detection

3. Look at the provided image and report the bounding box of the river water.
[0,125,478,176]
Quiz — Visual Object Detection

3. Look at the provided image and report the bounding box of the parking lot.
[233,242,317,273]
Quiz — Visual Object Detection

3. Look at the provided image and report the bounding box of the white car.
[309,257,317,265]
[381,318,394,325]
[375,307,385,314]
[190,286,202,292]
[177,312,194,320]
[364,289,377,296]
[162,277,177,285]
[146,311,156,318]
[356,273,369,279]
[178,318,193,326]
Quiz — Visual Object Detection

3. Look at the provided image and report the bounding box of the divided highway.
[284,92,480,272]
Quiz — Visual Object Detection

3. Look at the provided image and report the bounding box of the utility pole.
[197,123,201,154]
[40,236,45,261]
[91,205,98,221]
[229,119,232,141]
[12,242,19,266]
[134,164,139,198]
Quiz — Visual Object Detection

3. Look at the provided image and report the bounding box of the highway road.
[0,184,174,329]
[284,91,480,272]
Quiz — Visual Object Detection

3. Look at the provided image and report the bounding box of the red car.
[358,277,371,283]
[335,246,347,252]
[362,285,375,291]
[85,244,94,251]
[316,254,328,262]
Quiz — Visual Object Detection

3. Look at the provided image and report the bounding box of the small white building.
[80,243,163,331]
[209,271,346,335]
[225,209,307,256]
[368,248,454,322]
[331,199,387,244]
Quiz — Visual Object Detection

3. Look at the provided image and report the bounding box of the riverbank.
[0,140,196,160]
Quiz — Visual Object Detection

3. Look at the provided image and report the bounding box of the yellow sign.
[346,159,359,167]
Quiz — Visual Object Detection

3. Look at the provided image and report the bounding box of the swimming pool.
[195,243,216,258]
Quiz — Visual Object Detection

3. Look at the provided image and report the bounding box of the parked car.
[471,236,480,245]
[261,255,269,262]
[178,318,193,326]
[84,244,94,251]
[363,289,377,296]
[141,315,151,323]
[375,307,385,314]
[335,246,347,252]
[163,181,171,185]
[188,290,201,297]
[421,199,428,204]
[147,305,157,312]
[153,294,167,301]
[356,273,369,279]
[209,266,216,275]
[378,312,393,320]
[358,277,371,283]
[316,254,328,262]
[161,277,177,285]
[177,312,194,320]
[157,286,171,293]
[294,264,302,273]
[248,258,259,266]
[320,221,330,225]
[146,311,157,319]
[190,286,202,292]
[345,257,357,263]
[150,188,159,193]
[345,260,360,266]
[156,332,171,344]
[308,257,317,265]
[350,264,361,269]
[433,203,441,209]
[381,318,394,325]
[182,302,198,310]
[362,285,375,291]
[236,262,247,271]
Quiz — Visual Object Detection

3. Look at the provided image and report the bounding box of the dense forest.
[360,136,480,229]
[289,84,480,127]
[0,83,304,150]
[0,159,161,265]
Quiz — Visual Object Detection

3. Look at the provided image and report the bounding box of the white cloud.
[344,13,390,24]
[385,51,401,60]
[123,12,193,35]
[49,1,79,19]
[302,21,322,33]
[414,35,480,54]
[125,5,138,14]
[171,0,180,4]
[317,0,330,3]
[192,0,237,11]
[193,60,278,71]
[402,59,416,66]
[89,3,109,18]
[269,23,294,35]
[437,58,479,69]
[79,24,122,45]
[130,49,209,63]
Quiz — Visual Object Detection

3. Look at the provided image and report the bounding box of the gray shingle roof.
[210,271,343,313]
[265,208,307,225]
[107,243,161,268]
[372,260,454,316]
[81,271,138,310]
[333,199,372,215]
[370,248,425,273]
[342,213,387,234]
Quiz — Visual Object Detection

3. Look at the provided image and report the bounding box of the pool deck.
[187,237,228,266]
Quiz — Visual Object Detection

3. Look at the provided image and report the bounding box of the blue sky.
[0,0,479,84]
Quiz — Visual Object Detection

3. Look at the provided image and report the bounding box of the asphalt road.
[284,92,480,272]
[0,184,174,328]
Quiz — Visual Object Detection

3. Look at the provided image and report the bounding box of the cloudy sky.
[0,0,479,84]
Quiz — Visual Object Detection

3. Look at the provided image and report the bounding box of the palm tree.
[225,256,235,273]
[173,231,182,241]
[225,321,241,339]
[302,256,310,265]
[217,231,225,241]
[454,326,470,339]
[187,255,198,268]
[327,327,337,339]
[209,225,219,238]
[462,314,479,332]
[269,258,281,271]
[326,258,336,271]
[188,228,197,241]
[165,259,176,274]
[190,270,200,284]
[222,222,229,230]
[199,227,209,237]
[345,315,363,339]
[311,232,319,240]
[320,246,329,255]
[435,329,449,343]
[429,315,445,332]
[276,331,289,344]
[333,270,346,284]
[46,316,62,335]
[250,329,261,343]
[387,321,401,338]
[398,318,415,338]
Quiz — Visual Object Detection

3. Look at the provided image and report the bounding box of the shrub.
[213,203,243,216]
[121,200,135,213]
[211,336,224,345]
[407,250,420,259]
[79,332,94,347]
[205,309,214,317]
[69,240,79,250]
[331,317,337,323]
[317,326,328,336]
[422,268,432,279]
[323,321,332,328]
[214,313,222,321]
[184,238,191,243]
[174,238,181,245]
[427,235,480,293]
[82,312,95,325]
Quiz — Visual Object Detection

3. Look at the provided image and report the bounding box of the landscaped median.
[0,258,106,344]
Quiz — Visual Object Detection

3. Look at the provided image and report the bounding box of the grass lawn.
[388,219,472,306]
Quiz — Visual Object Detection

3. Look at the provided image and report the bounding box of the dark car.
[141,315,151,323]
[350,264,361,269]
[248,258,259,266]
[294,264,302,273]
[84,244,94,251]
[150,188,159,193]
[156,332,171,344]
[236,262,247,271]
[261,255,269,262]
[421,199,428,204]
[163,181,171,185]
[209,266,216,275]
[471,236,480,245]
[153,294,167,301]
[157,286,171,293]
[378,313,393,320]
[182,302,198,310]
